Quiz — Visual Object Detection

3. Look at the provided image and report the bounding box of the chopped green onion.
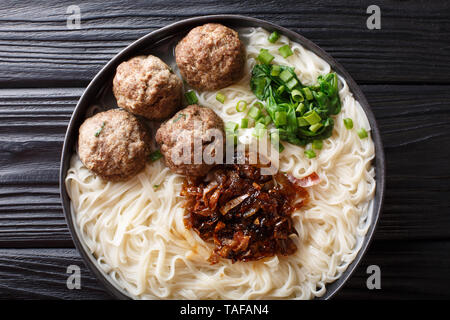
[278,45,293,58]
[226,133,238,145]
[216,92,226,104]
[296,102,307,115]
[357,128,368,139]
[172,113,186,123]
[291,89,304,102]
[225,121,238,133]
[309,123,323,133]
[303,110,321,125]
[263,115,272,125]
[271,65,281,76]
[286,135,301,145]
[253,101,264,109]
[286,78,298,90]
[279,69,293,82]
[276,85,286,96]
[297,117,309,127]
[253,122,267,138]
[185,90,198,104]
[274,111,287,125]
[257,49,274,65]
[270,130,284,152]
[236,100,247,112]
[256,116,264,125]
[240,118,249,128]
[153,184,160,190]
[312,139,323,150]
[94,121,105,137]
[302,87,313,100]
[149,150,163,162]
[248,106,262,119]
[268,31,280,43]
[304,149,316,159]
[313,91,327,107]
[255,122,266,130]
[344,118,354,130]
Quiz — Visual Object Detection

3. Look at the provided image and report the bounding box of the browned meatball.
[175,23,245,91]
[155,105,225,177]
[112,55,182,120]
[78,109,150,181]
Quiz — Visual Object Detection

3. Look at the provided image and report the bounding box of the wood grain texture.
[0,85,449,246]
[0,248,111,299]
[0,0,449,86]
[1,240,448,299]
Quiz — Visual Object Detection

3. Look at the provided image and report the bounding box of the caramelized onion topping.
[182,164,314,263]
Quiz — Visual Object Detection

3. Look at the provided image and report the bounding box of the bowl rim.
[59,14,385,300]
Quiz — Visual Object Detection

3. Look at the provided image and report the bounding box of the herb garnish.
[94,121,106,137]
[149,150,163,162]
[250,61,341,147]
[173,113,186,123]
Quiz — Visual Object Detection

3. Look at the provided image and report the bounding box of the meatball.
[78,109,150,181]
[112,55,182,120]
[155,105,225,177]
[175,23,245,91]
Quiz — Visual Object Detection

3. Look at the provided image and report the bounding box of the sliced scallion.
[149,150,163,162]
[185,90,198,104]
[236,100,247,112]
[216,92,226,104]
[279,69,293,82]
[309,123,323,133]
[276,85,286,96]
[274,111,287,126]
[257,49,274,65]
[286,78,298,90]
[304,149,316,159]
[344,118,353,130]
[278,45,293,58]
[312,139,323,150]
[357,128,368,139]
[297,117,309,127]
[253,122,267,138]
[268,31,280,43]
[291,89,304,102]
[271,65,281,76]
[296,102,307,115]
[248,106,262,119]
[240,118,249,129]
[172,113,186,123]
[253,101,264,109]
[302,87,313,101]
[94,121,105,137]
[225,121,238,133]
[270,130,284,152]
[303,110,321,125]
[226,133,238,145]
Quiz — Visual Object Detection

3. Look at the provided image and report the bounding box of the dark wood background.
[0,0,449,300]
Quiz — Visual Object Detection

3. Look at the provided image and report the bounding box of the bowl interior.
[60,15,385,300]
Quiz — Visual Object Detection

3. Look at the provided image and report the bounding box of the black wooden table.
[0,0,449,300]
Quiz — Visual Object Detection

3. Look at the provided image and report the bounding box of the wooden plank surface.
[0,0,449,300]
[1,240,448,299]
[0,0,449,86]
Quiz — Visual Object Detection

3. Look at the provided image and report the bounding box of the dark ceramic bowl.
[60,15,385,300]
